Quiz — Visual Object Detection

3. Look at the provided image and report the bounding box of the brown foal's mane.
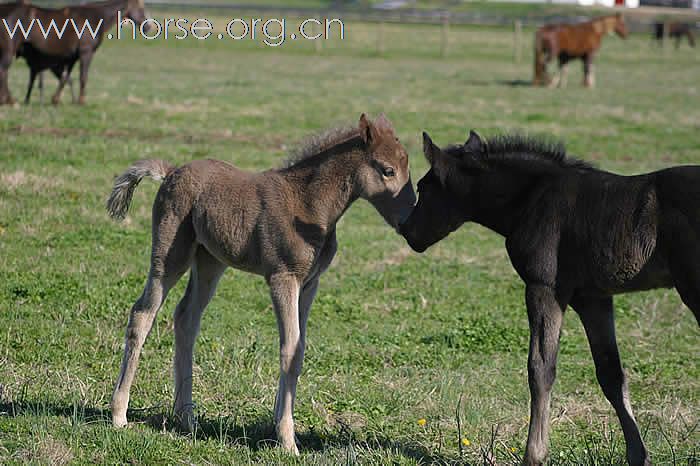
[283,124,363,168]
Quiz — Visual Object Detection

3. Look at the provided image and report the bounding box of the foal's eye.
[382,166,396,177]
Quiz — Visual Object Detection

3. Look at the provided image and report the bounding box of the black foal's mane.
[456,134,595,173]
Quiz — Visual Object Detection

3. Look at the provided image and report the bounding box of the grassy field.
[0,15,698,466]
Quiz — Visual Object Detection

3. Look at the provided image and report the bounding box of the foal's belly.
[586,249,674,295]
[192,206,266,275]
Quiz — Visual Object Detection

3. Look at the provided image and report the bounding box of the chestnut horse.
[22,0,149,104]
[534,13,628,88]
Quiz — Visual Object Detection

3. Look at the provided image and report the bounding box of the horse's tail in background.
[533,29,548,86]
[106,160,176,221]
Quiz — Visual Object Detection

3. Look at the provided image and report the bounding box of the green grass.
[0,17,698,465]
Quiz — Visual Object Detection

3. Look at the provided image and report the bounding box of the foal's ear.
[359,114,371,144]
[464,130,485,154]
[422,132,441,164]
[359,113,381,145]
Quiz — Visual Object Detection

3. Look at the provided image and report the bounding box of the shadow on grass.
[191,414,458,464]
[459,78,534,88]
[499,79,534,87]
[0,399,458,464]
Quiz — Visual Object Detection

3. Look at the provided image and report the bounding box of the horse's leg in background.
[51,60,75,105]
[583,54,595,88]
[571,295,650,466]
[67,70,75,104]
[533,32,549,86]
[0,50,14,105]
[557,56,569,88]
[24,69,38,104]
[269,273,302,455]
[523,284,567,465]
[48,65,67,103]
[51,70,68,105]
[38,71,44,104]
[172,247,226,431]
[52,65,75,103]
[545,48,559,88]
[77,49,94,105]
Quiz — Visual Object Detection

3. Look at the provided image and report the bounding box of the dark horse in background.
[534,13,628,88]
[17,40,75,104]
[400,130,699,466]
[0,0,31,104]
[20,0,150,104]
[652,22,696,49]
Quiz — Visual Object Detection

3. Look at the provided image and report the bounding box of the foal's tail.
[106,159,176,221]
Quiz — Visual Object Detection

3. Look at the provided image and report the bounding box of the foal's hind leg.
[571,295,650,466]
[668,232,700,326]
[111,217,197,428]
[172,247,226,431]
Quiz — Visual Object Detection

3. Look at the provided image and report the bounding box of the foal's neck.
[471,168,560,238]
[282,136,365,233]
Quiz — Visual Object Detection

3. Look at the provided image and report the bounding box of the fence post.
[440,13,449,58]
[378,21,385,56]
[513,19,522,63]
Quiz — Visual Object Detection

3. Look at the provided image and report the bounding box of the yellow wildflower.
[510,447,517,453]
[461,438,471,446]
[417,418,427,426]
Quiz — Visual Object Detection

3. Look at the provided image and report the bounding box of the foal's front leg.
[269,273,303,454]
[523,284,567,466]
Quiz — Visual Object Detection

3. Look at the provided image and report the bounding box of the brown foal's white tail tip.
[106,159,175,221]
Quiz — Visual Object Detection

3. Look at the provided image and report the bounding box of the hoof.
[276,422,300,455]
[112,414,128,428]
[279,439,299,456]
[175,409,198,433]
